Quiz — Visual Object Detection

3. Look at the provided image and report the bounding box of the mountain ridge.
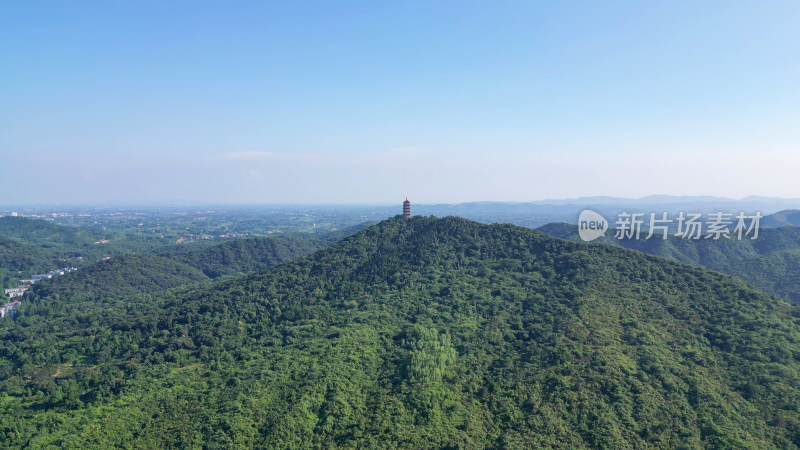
[537,222,800,302]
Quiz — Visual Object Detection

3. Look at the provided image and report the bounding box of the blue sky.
[2,1,799,204]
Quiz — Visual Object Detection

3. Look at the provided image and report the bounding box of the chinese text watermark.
[578,210,761,242]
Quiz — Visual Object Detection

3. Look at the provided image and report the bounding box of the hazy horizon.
[2,194,800,211]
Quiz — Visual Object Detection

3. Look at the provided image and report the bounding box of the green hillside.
[0,218,359,292]
[2,216,800,448]
[158,234,327,278]
[0,237,60,275]
[537,223,800,302]
[27,254,211,303]
[0,217,105,280]
[23,232,338,305]
[764,210,800,228]
[0,217,104,248]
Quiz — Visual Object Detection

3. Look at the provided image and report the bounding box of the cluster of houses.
[22,267,77,284]
[0,299,21,318]
[1,267,77,319]
[4,285,30,298]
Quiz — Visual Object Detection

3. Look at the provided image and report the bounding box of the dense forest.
[0,237,61,277]
[538,222,800,302]
[24,233,336,304]
[0,217,171,275]
[157,235,329,278]
[2,216,800,447]
[26,254,211,302]
[0,217,105,248]
[0,216,371,282]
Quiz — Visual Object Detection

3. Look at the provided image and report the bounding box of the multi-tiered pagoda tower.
[403,198,411,217]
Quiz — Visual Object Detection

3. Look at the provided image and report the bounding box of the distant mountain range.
[390,197,800,228]
[528,195,800,207]
[763,209,800,228]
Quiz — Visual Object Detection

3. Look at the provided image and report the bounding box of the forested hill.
[0,216,171,276]
[764,210,800,228]
[3,216,800,448]
[537,222,800,302]
[156,234,327,278]
[0,216,104,247]
[28,254,210,301]
[26,233,337,304]
[0,237,60,274]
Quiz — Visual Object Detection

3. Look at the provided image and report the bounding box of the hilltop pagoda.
[403,198,411,217]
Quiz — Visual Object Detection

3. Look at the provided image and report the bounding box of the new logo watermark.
[578,210,761,242]
[578,210,608,242]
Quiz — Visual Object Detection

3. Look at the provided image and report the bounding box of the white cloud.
[211,151,280,161]
[210,151,337,164]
